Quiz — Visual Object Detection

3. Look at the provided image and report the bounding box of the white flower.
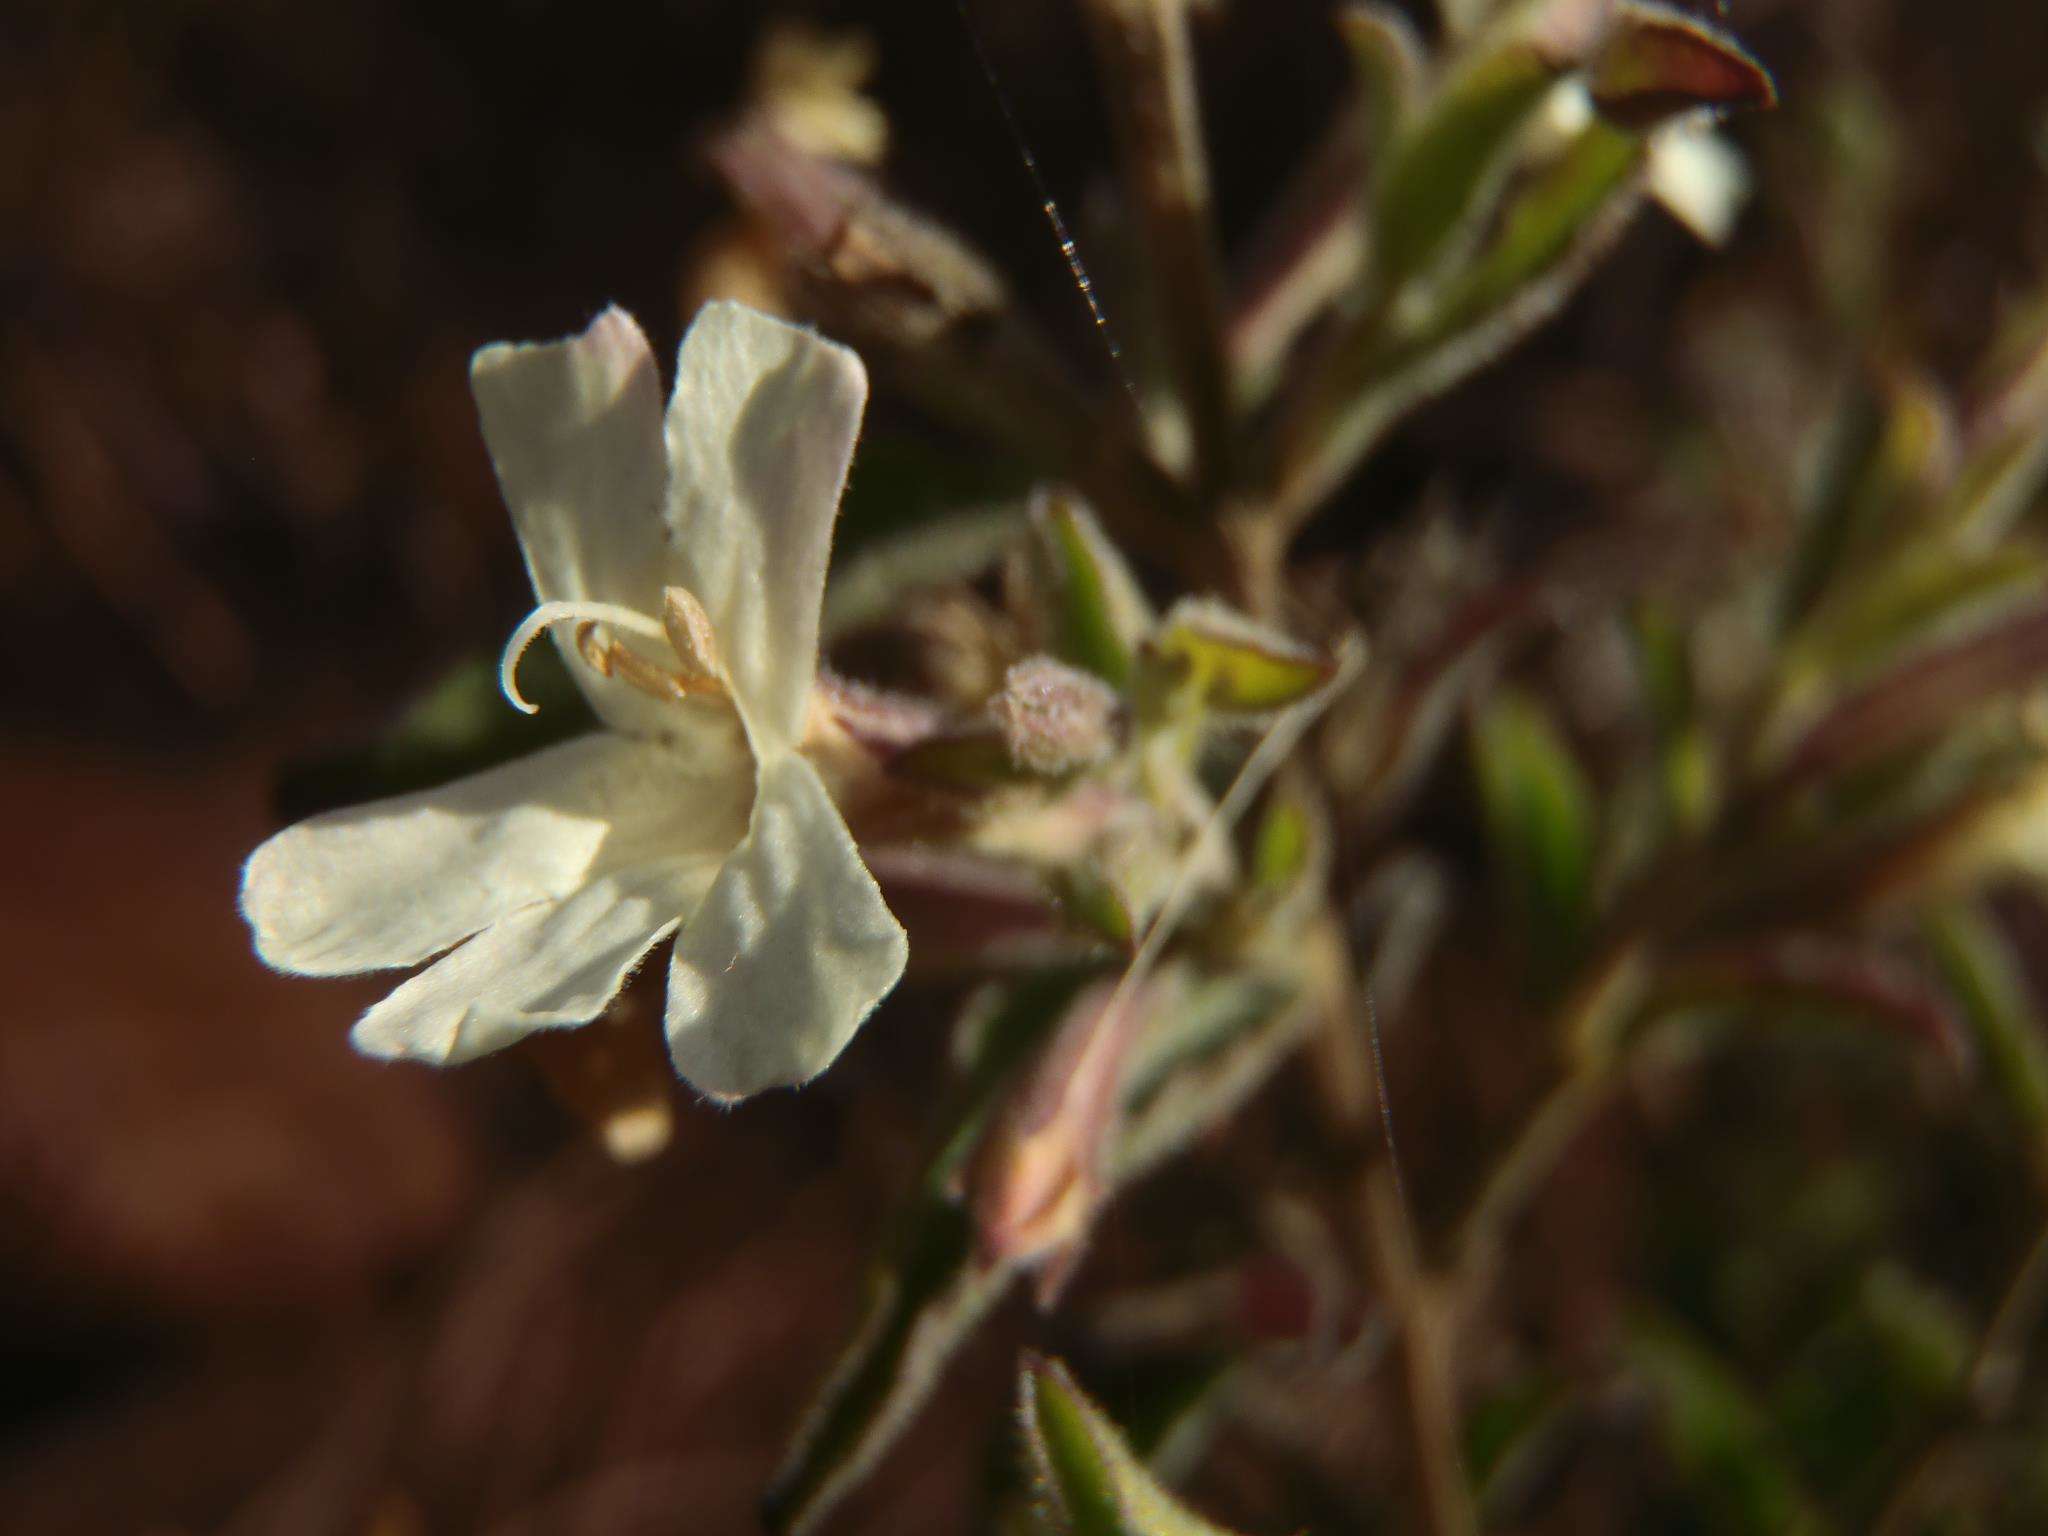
[1542,80,1752,249]
[1642,119,1750,249]
[241,301,908,1099]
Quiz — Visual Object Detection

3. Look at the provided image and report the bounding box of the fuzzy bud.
[988,656,1122,778]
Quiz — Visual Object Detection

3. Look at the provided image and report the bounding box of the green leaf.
[767,970,1303,1533]
[1586,0,1777,132]
[1034,491,1155,692]
[1372,43,1558,296]
[1779,382,1887,633]
[1468,1374,1582,1521]
[1338,2,1427,154]
[1427,119,1644,338]
[1781,542,2047,705]
[1020,1356,1250,1536]
[1627,1315,1829,1536]
[1055,864,1142,950]
[1472,690,1597,985]
[1149,599,1337,714]
[1633,602,1717,838]
[765,1196,1008,1536]
[1773,1263,1970,1506]
[1099,1355,1236,1481]
[1274,106,1645,515]
[1947,296,2048,543]
[1284,119,1642,512]
[1250,789,1315,894]
[1641,939,1965,1065]
[1856,1264,1972,1408]
[1778,367,1960,639]
[1923,901,2048,1149]
[1122,971,1300,1117]
[765,972,1096,1535]
[1760,600,2048,800]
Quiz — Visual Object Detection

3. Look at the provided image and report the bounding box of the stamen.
[499,600,671,714]
[661,586,724,687]
[606,642,714,703]
[574,621,613,675]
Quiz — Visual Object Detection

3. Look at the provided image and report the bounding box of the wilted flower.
[242,301,907,1099]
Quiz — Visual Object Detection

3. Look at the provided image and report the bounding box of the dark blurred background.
[4,1,2046,1532]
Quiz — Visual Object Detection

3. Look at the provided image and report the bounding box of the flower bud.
[988,656,1122,777]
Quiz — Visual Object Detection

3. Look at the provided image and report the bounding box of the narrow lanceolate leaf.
[1117,973,1305,1179]
[1781,543,2048,706]
[767,970,1303,1533]
[1249,785,1317,895]
[1020,1355,1252,1536]
[1633,602,1717,837]
[1762,601,2048,801]
[1150,599,1339,714]
[1338,2,1428,154]
[1947,297,2048,542]
[1426,119,1643,339]
[1275,120,1644,516]
[1586,1,1777,132]
[1472,690,1597,985]
[1923,902,2048,1155]
[764,1193,1012,1536]
[1034,491,1156,691]
[1372,43,1558,296]
[1855,1263,1973,1409]
[1642,937,1968,1067]
[764,972,1095,1535]
[1626,1316,1829,1536]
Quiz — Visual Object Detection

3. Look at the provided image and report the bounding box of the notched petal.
[472,306,681,736]
[665,753,907,1098]
[351,864,712,1065]
[242,735,675,977]
[665,301,868,756]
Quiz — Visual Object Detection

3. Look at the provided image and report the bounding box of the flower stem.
[1366,1164,1481,1536]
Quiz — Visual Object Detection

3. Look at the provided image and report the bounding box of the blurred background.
[5,1,2048,1532]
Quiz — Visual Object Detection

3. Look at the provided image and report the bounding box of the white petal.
[664,301,867,756]
[471,307,680,736]
[664,753,907,1098]
[242,731,749,977]
[350,862,718,1065]
[1647,125,1749,248]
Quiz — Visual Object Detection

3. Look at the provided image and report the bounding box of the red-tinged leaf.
[1587,1,1777,131]
[1763,602,2048,801]
[1647,936,1969,1067]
